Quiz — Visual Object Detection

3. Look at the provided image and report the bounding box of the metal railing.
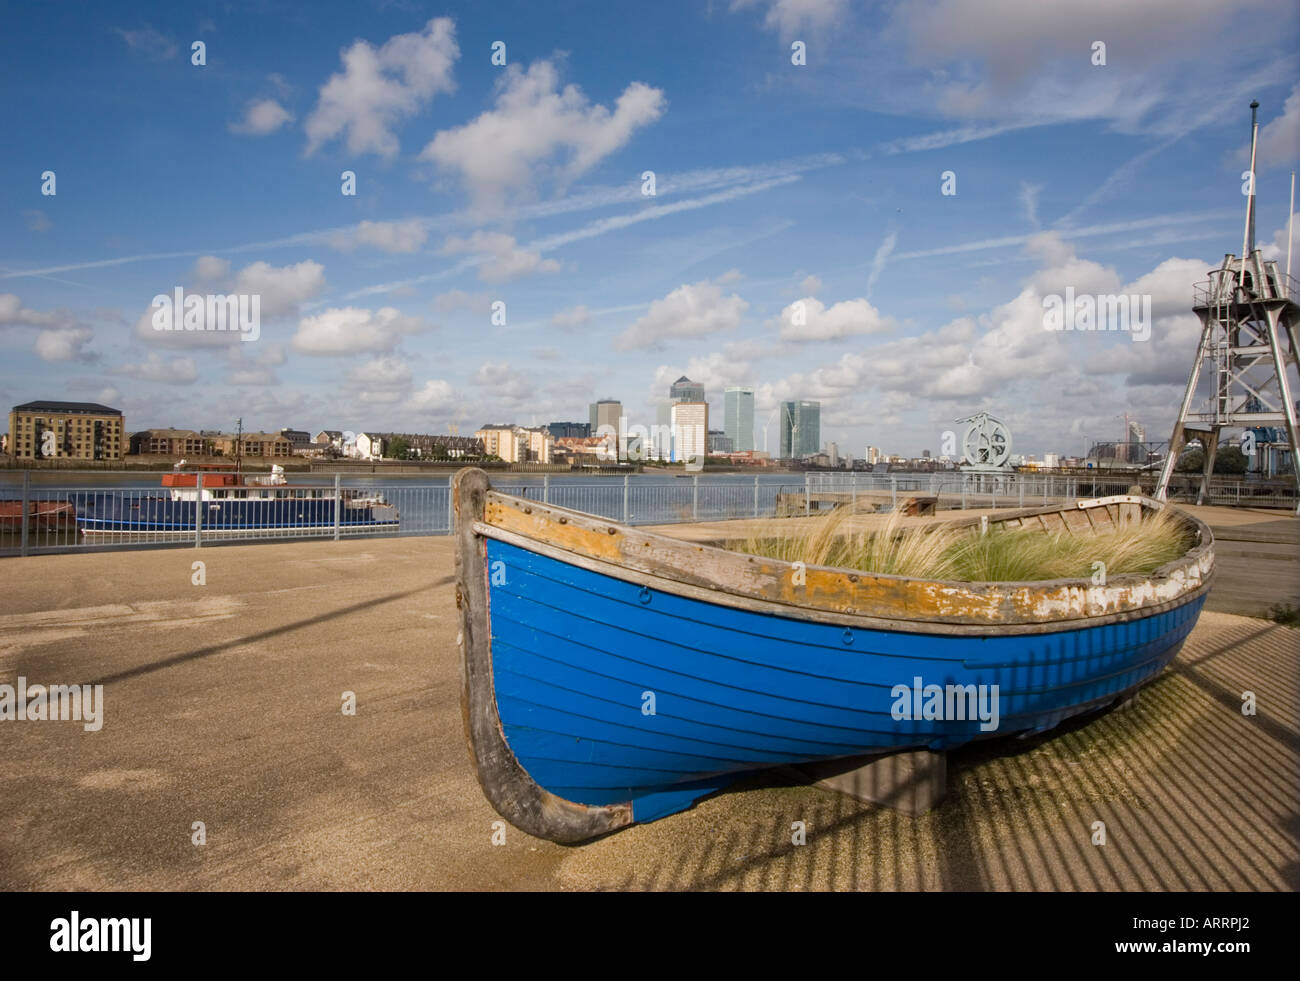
[2,468,1295,556]
[805,469,1298,511]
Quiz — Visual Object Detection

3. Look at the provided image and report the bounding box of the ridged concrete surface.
[0,524,1294,890]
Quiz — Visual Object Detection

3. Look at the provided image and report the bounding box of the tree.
[1175,445,1249,474]
[386,436,410,460]
[1215,445,1248,475]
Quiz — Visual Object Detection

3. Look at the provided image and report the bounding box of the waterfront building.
[473,425,552,463]
[352,433,383,460]
[724,387,755,452]
[367,433,485,459]
[519,426,555,464]
[708,430,733,454]
[279,429,313,453]
[554,435,610,463]
[588,399,622,435]
[547,421,590,439]
[669,376,705,403]
[129,429,210,456]
[670,401,708,465]
[7,400,124,461]
[475,425,522,462]
[779,400,820,460]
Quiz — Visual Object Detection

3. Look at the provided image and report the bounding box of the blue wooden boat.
[453,469,1214,843]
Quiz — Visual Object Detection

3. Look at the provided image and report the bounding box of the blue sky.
[2,0,1298,457]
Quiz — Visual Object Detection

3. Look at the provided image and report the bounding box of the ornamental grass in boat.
[726,505,1190,583]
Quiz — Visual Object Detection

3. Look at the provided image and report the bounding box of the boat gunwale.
[477,487,1214,632]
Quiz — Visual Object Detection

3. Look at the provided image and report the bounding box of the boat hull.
[71,494,398,535]
[454,470,1214,843]
[487,537,1204,816]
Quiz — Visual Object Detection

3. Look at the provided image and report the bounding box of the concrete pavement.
[0,521,1296,890]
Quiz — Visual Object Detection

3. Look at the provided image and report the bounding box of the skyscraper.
[589,399,622,434]
[670,401,708,468]
[589,399,623,459]
[779,400,820,460]
[669,376,705,403]
[724,387,755,453]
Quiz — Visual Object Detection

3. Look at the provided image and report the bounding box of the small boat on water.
[73,462,399,538]
[453,468,1214,844]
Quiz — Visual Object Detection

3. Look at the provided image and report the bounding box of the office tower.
[588,399,622,435]
[670,401,708,466]
[779,400,820,460]
[669,376,705,403]
[724,387,755,452]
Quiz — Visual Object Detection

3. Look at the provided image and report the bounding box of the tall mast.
[1241,100,1259,276]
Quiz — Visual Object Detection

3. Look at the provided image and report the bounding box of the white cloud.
[230,98,294,135]
[34,327,96,363]
[231,260,326,317]
[1019,181,1044,227]
[730,0,850,38]
[433,289,491,314]
[347,355,412,389]
[473,361,533,401]
[22,210,51,233]
[113,353,198,383]
[1023,232,1121,297]
[724,337,788,361]
[888,0,1285,137]
[192,256,230,281]
[440,231,561,283]
[1263,212,1300,264]
[133,260,325,348]
[334,219,429,254]
[421,60,665,208]
[1120,257,1212,319]
[344,355,416,405]
[866,231,897,299]
[292,306,426,355]
[773,296,894,341]
[615,277,748,350]
[0,293,64,327]
[227,368,275,386]
[798,274,823,295]
[305,17,459,158]
[551,304,590,328]
[114,26,177,60]
[408,379,457,413]
[223,342,286,387]
[1255,81,1300,167]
